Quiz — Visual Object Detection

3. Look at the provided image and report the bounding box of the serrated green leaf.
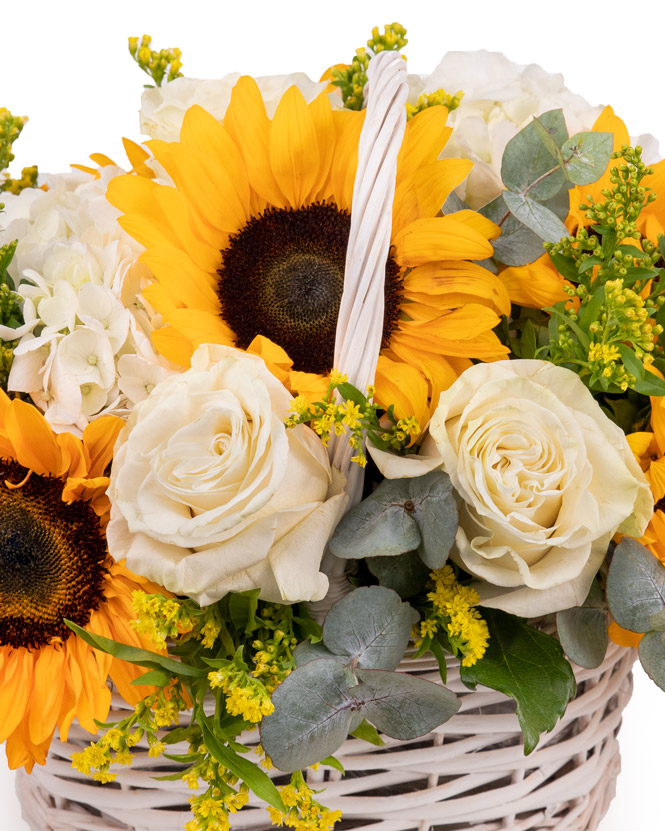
[323,586,413,671]
[460,610,576,754]
[638,631,665,692]
[502,192,569,243]
[562,132,613,185]
[65,620,207,678]
[353,669,459,739]
[367,550,430,598]
[198,715,285,810]
[501,109,568,200]
[260,659,358,772]
[556,607,608,669]
[607,538,665,632]
[349,719,385,746]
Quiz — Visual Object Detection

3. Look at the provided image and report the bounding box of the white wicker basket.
[16,642,634,831]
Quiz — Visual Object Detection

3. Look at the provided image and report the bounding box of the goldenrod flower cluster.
[208,663,274,723]
[70,683,188,781]
[182,759,250,831]
[418,566,489,667]
[250,606,298,691]
[267,771,342,831]
[128,34,183,86]
[131,591,221,650]
[331,23,407,111]
[286,371,420,467]
[406,89,463,121]
[0,109,38,195]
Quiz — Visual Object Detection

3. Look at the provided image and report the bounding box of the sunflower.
[0,391,165,771]
[107,77,509,425]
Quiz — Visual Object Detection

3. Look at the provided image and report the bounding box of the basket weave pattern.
[16,641,634,831]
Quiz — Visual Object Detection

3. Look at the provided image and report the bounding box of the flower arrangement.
[2,21,665,831]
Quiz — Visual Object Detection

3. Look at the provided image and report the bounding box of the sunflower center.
[218,203,403,375]
[0,460,108,649]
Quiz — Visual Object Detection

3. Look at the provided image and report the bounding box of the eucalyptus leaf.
[556,607,608,669]
[650,609,665,632]
[197,716,286,811]
[502,192,569,243]
[260,659,359,771]
[562,132,613,186]
[328,478,421,559]
[353,669,460,740]
[293,640,334,667]
[479,196,546,266]
[638,631,665,692]
[367,550,430,598]
[501,109,568,200]
[607,538,665,632]
[460,610,576,754]
[65,620,207,678]
[441,191,470,215]
[408,470,458,568]
[323,586,413,671]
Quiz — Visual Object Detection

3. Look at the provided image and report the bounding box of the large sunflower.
[0,392,165,771]
[108,77,509,424]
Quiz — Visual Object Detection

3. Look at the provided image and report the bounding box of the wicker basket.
[16,641,634,831]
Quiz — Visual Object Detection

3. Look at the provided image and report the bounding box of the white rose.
[107,344,348,606]
[139,73,334,142]
[427,360,652,616]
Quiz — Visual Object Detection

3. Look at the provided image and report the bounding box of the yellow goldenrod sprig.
[415,565,489,668]
[0,240,23,391]
[128,34,183,86]
[267,770,342,831]
[406,89,464,120]
[0,109,38,194]
[285,371,420,467]
[71,682,188,782]
[131,591,223,650]
[331,23,407,110]
[208,662,274,724]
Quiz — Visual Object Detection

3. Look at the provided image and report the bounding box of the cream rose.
[426,360,652,616]
[107,344,347,605]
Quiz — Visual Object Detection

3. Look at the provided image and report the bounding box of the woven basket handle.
[328,50,408,505]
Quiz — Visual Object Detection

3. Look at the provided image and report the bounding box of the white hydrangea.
[0,165,172,434]
[139,72,337,142]
[409,51,604,209]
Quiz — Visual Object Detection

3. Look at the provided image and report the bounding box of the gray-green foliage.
[607,538,665,691]
[556,581,608,669]
[328,470,458,570]
[483,109,613,266]
[260,586,460,770]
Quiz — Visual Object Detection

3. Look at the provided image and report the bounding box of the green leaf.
[520,319,538,359]
[197,715,286,811]
[562,132,613,186]
[577,284,606,330]
[502,192,569,243]
[163,725,199,746]
[319,755,345,773]
[617,344,645,382]
[153,763,201,782]
[335,381,368,408]
[64,620,207,678]
[366,550,430,598]
[545,304,590,349]
[548,250,579,281]
[650,609,665,632]
[607,538,665,632]
[228,589,261,634]
[531,115,565,167]
[260,659,358,772]
[323,586,414,671]
[556,607,608,669]
[353,669,460,740]
[349,719,385,746]
[460,610,576,754]
[501,109,568,200]
[616,245,651,260]
[408,470,458,569]
[480,197,546,266]
[328,478,421,559]
[293,640,334,667]
[578,255,603,275]
[638,631,665,692]
[130,669,174,686]
[633,374,665,397]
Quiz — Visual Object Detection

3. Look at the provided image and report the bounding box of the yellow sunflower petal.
[608,620,642,647]
[151,325,195,367]
[375,355,430,425]
[270,85,321,208]
[141,247,220,314]
[82,416,125,478]
[122,137,155,178]
[500,253,570,309]
[164,308,236,350]
[393,158,473,234]
[404,261,511,317]
[326,109,365,211]
[305,90,335,203]
[396,106,451,186]
[3,399,63,476]
[393,214,496,265]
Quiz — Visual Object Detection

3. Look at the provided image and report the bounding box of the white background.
[2,1,665,828]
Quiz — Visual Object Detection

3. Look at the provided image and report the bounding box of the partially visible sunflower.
[0,392,166,771]
[107,77,510,425]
